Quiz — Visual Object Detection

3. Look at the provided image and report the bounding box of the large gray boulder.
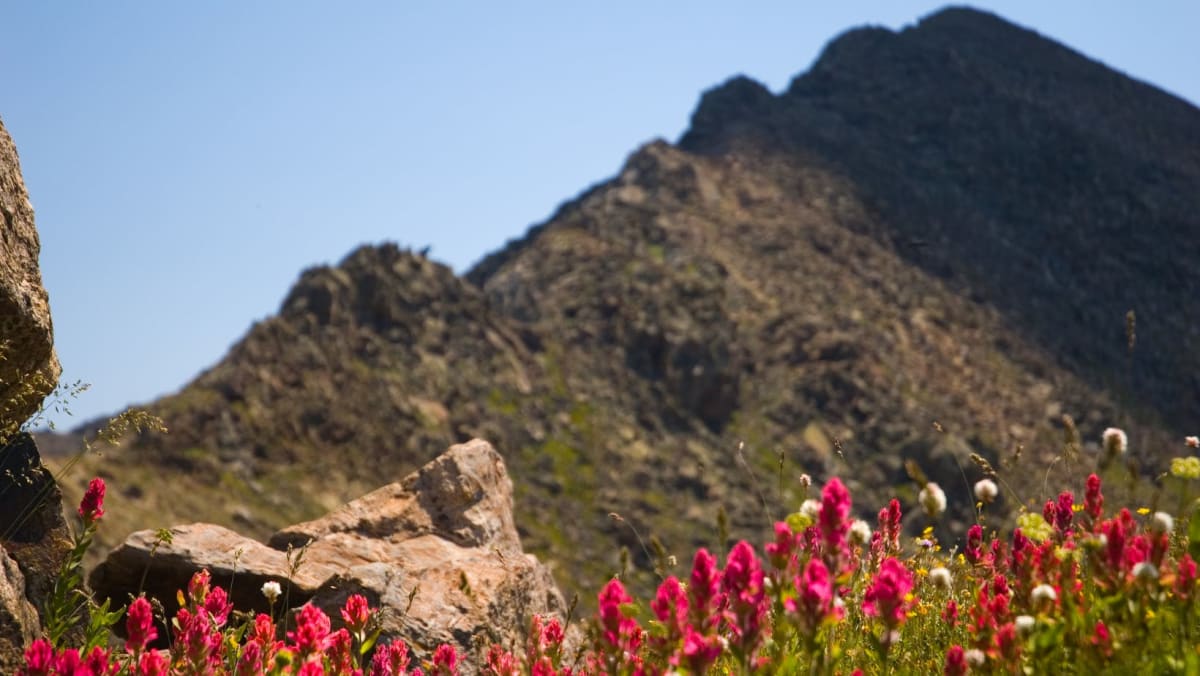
[91,439,570,671]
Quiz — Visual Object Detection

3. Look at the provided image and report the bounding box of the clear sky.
[3,2,1197,430]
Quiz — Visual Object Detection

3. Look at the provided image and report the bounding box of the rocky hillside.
[48,7,1199,602]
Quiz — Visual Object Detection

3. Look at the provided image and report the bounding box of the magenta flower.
[53,648,82,675]
[288,603,332,656]
[1085,474,1104,520]
[21,637,55,676]
[944,645,968,676]
[651,576,689,637]
[78,477,106,524]
[430,643,459,676]
[203,585,232,627]
[369,641,411,676]
[598,578,642,654]
[341,593,372,634]
[680,624,723,672]
[485,645,520,676]
[723,541,768,657]
[862,557,914,628]
[125,596,158,652]
[137,649,168,676]
[965,524,984,565]
[819,478,852,561]
[688,548,723,629]
[786,558,839,635]
[187,569,211,605]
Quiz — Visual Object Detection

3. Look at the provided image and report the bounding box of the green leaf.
[1189,502,1200,562]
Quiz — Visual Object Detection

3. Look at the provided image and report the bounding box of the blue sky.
[3,2,1197,430]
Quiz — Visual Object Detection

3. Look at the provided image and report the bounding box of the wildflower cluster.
[24,427,1200,673]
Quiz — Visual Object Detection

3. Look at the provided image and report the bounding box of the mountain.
[46,6,1199,602]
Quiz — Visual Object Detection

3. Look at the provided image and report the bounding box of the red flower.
[786,558,839,635]
[722,540,768,656]
[1091,620,1113,658]
[680,625,722,673]
[1085,474,1104,520]
[688,548,723,629]
[431,644,459,676]
[485,645,520,676]
[341,593,373,634]
[651,576,689,638]
[288,603,332,656]
[597,578,642,654]
[965,524,984,565]
[1177,553,1198,599]
[78,477,106,524]
[136,650,168,676]
[21,638,55,676]
[942,600,959,628]
[863,558,914,628]
[203,585,232,627]
[83,646,116,676]
[125,596,158,652]
[944,645,968,676]
[819,478,852,563]
[369,641,411,676]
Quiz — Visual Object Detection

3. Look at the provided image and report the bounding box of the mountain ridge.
[45,6,1198,603]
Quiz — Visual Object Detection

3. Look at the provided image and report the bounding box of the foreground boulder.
[0,116,59,432]
[91,439,569,668]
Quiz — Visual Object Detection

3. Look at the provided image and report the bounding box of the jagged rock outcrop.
[0,546,39,675]
[90,440,568,670]
[0,116,59,432]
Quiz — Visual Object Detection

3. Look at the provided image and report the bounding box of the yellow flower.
[1137,507,1151,515]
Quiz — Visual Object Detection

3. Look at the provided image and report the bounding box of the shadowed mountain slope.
[49,6,1197,602]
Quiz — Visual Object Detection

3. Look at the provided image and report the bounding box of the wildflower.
[1176,553,1198,599]
[203,585,232,627]
[288,603,332,656]
[849,519,872,546]
[723,540,768,655]
[125,596,158,652]
[965,524,984,564]
[1043,492,1074,533]
[485,645,519,676]
[974,478,998,504]
[1150,511,1174,534]
[944,645,968,676]
[799,499,821,521]
[1015,614,1036,636]
[261,580,282,603]
[1186,436,1199,449]
[786,558,839,635]
[680,625,723,673]
[928,566,953,591]
[1171,456,1200,479]
[21,638,54,676]
[340,593,372,634]
[187,569,211,605]
[138,649,168,676]
[995,622,1021,661]
[819,478,852,548]
[1085,474,1104,519]
[919,482,947,518]
[297,663,325,676]
[598,578,642,654]
[651,576,689,637]
[799,473,812,489]
[862,557,914,628]
[688,548,722,629]
[941,600,958,627]
[1030,584,1057,605]
[1102,427,1127,461]
[54,648,82,675]
[1133,561,1159,581]
[78,477,106,524]
[1091,620,1113,657]
[370,641,411,676]
[429,644,458,675]
[765,521,798,570]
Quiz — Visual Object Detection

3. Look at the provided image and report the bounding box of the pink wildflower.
[944,645,968,676]
[786,558,839,635]
[430,643,459,676]
[297,662,326,676]
[187,569,211,605]
[126,596,158,652]
[651,576,689,638]
[942,600,959,627]
[369,641,411,676]
[137,650,168,676]
[965,524,984,565]
[21,638,55,676]
[863,558,914,628]
[1085,474,1104,520]
[688,549,723,629]
[680,625,723,673]
[203,585,232,627]
[1092,620,1113,657]
[1177,553,1198,599]
[78,477,106,524]
[722,540,768,656]
[289,603,332,656]
[598,578,643,654]
[341,593,373,634]
[819,478,852,561]
[486,645,520,676]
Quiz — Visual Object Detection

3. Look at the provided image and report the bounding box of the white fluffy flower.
[800,499,821,521]
[1151,511,1175,535]
[1134,561,1159,581]
[1015,615,1036,636]
[1031,584,1057,605]
[965,649,986,667]
[919,482,947,518]
[974,479,999,504]
[849,519,872,546]
[261,580,282,603]
[928,566,953,590]
[1103,427,1128,456]
[1186,436,1199,449]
